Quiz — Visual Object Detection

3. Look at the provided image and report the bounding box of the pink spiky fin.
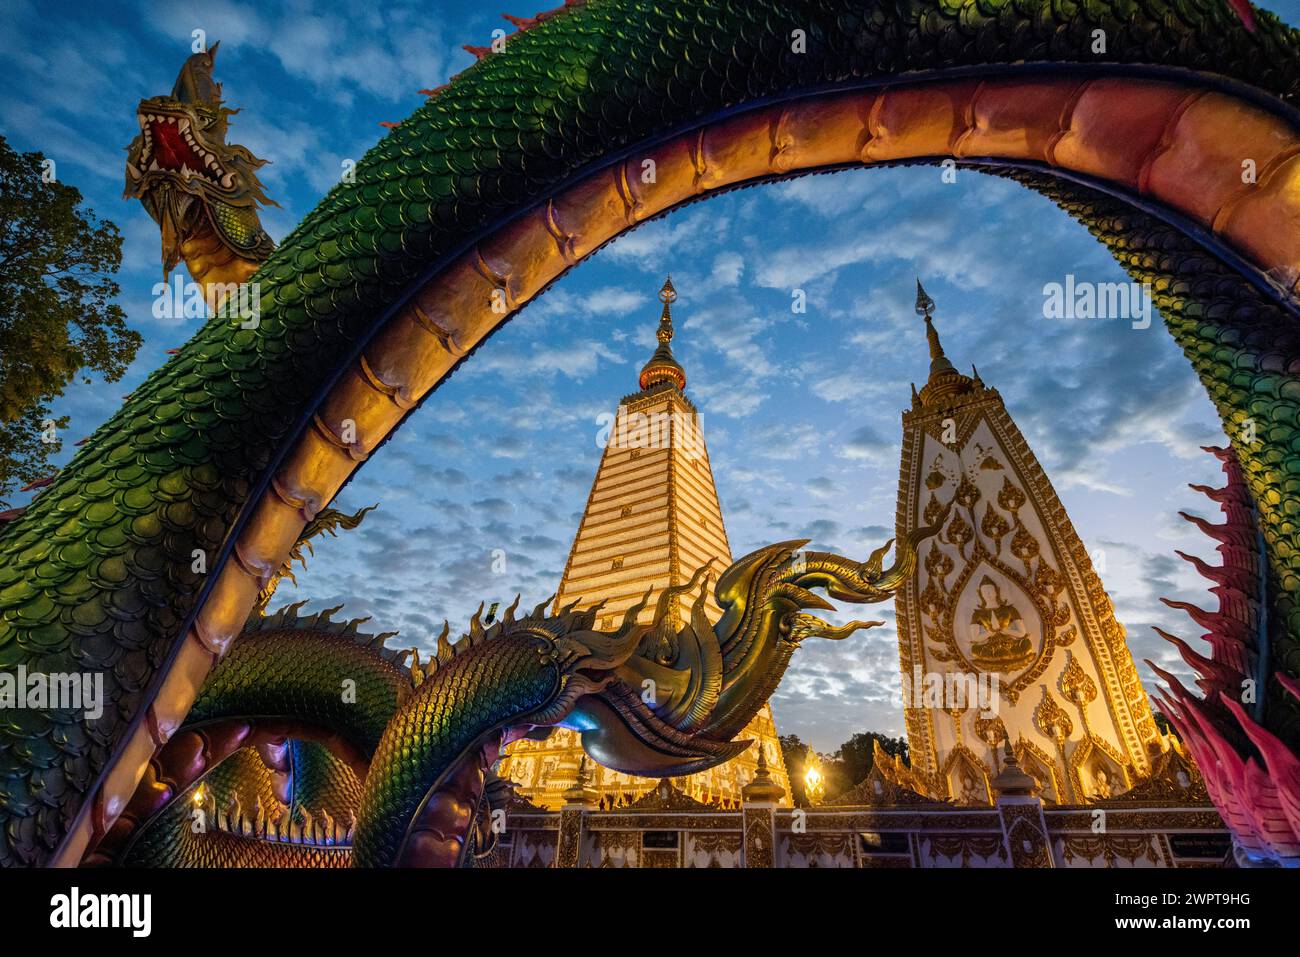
[1226,0,1256,31]
[1219,693,1300,857]
[1161,596,1227,635]
[1194,741,1260,851]
[1152,627,1236,695]
[20,474,57,492]
[1179,510,1252,547]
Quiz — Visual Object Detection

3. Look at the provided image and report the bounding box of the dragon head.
[124,42,276,279]
[519,508,948,779]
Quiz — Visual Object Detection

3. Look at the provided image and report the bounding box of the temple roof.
[638,276,687,392]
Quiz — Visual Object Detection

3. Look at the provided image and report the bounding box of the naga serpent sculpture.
[3,0,1300,868]
[84,539,926,867]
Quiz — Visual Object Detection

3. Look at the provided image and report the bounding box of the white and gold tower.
[892,282,1162,805]
[499,278,791,808]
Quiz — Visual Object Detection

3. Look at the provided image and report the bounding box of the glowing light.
[192,785,205,805]
[803,753,825,806]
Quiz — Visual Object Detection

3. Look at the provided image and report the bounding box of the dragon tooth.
[149,159,160,172]
[177,117,190,132]
[220,171,234,188]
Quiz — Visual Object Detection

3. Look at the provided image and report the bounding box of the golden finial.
[656,276,676,344]
[639,276,687,391]
[916,278,949,366]
[914,278,976,407]
[659,275,677,305]
[991,738,1039,797]
[914,278,936,319]
[741,745,785,804]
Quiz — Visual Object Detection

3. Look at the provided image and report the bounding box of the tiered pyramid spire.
[893,280,1163,802]
[499,275,791,808]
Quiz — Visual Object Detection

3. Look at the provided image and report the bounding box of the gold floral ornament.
[997,476,1027,513]
[1059,650,1097,706]
[974,715,1008,751]
[1009,519,1040,568]
[945,509,974,558]
[920,577,946,622]
[980,502,1011,554]
[1031,560,1071,628]
[924,541,955,584]
[1034,685,1074,742]
[974,443,1004,471]
[1032,559,1062,598]
[967,575,1035,672]
[955,472,981,509]
[923,492,947,526]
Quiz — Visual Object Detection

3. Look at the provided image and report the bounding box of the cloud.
[146,0,461,107]
[837,424,894,463]
[711,251,744,287]
[579,286,649,315]
[463,338,626,383]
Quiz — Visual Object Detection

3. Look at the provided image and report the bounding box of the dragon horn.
[874,496,953,591]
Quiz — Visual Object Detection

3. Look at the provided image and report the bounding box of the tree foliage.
[780,730,911,806]
[0,135,139,505]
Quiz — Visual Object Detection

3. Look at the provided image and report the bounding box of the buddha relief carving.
[967,575,1035,672]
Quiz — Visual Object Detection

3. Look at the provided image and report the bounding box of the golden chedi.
[499,278,792,808]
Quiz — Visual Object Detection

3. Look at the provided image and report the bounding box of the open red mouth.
[132,112,235,189]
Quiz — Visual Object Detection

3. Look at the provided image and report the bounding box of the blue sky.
[5,0,1296,751]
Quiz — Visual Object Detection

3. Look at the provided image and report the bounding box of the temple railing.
[482,779,1229,868]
